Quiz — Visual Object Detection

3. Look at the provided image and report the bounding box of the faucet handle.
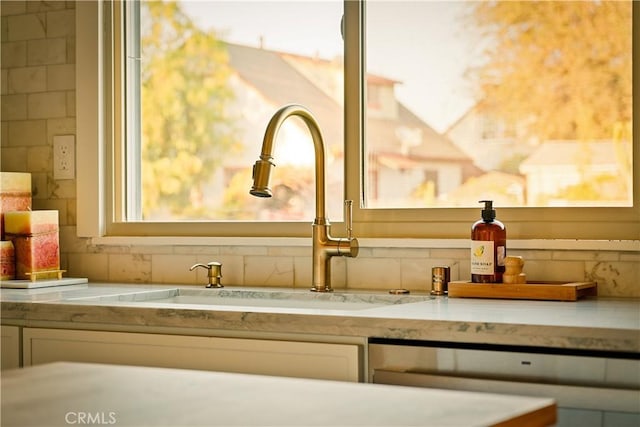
[190,262,223,288]
[344,200,354,239]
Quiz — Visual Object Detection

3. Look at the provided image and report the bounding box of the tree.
[466,0,632,142]
[140,1,240,219]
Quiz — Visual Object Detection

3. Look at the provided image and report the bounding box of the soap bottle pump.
[471,200,506,283]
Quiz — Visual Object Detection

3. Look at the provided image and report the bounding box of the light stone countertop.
[1,283,639,353]
[1,362,556,426]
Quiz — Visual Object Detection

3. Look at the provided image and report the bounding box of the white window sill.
[88,236,639,252]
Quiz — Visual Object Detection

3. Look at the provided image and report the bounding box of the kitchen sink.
[72,287,431,311]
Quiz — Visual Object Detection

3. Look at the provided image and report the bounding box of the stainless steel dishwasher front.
[368,340,640,427]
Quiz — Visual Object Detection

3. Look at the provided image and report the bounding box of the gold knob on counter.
[503,256,526,284]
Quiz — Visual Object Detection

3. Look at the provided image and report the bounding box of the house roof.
[225,42,472,165]
[225,43,343,149]
[520,140,631,169]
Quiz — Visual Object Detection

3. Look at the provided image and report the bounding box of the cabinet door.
[23,328,360,381]
[1,325,21,370]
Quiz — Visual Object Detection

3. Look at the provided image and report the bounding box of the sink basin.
[73,288,431,311]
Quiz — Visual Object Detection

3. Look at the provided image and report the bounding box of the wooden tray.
[447,280,597,301]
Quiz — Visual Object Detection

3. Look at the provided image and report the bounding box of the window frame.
[77,0,639,241]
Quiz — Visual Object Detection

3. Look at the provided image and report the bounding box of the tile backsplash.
[56,231,639,297]
[2,1,638,297]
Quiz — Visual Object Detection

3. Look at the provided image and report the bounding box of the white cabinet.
[23,328,361,381]
[1,325,21,370]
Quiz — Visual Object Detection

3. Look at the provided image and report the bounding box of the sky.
[180,0,479,133]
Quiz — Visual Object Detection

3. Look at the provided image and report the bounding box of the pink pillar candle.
[1,241,15,280]
[4,210,60,280]
[0,172,32,240]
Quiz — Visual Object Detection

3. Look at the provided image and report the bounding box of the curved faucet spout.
[250,104,328,222]
[250,104,358,292]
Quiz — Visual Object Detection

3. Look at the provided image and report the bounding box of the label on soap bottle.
[471,240,494,275]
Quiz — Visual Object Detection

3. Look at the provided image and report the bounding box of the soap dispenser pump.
[471,200,506,283]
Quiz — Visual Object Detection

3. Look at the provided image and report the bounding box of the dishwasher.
[368,338,640,427]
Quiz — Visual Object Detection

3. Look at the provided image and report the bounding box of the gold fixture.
[250,104,359,292]
[190,262,223,288]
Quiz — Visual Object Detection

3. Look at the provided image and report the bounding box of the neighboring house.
[215,42,476,214]
[445,104,537,173]
[519,140,633,206]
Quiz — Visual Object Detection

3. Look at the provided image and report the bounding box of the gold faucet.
[250,104,359,292]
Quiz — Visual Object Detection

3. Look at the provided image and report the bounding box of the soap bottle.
[471,200,506,283]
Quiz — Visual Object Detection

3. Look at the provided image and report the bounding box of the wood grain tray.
[447,280,597,301]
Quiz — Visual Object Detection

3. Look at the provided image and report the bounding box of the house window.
[123,0,344,223]
[77,0,638,240]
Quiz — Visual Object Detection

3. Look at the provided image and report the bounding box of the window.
[76,1,639,240]
[124,0,344,223]
[364,0,633,209]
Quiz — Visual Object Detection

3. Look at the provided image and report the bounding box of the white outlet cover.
[53,134,75,180]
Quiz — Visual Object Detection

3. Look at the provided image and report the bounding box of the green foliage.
[551,173,629,203]
[140,1,239,219]
[467,0,632,141]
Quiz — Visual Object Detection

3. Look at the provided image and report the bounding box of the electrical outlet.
[53,135,75,180]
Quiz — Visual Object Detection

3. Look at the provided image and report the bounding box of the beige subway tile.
[371,247,430,258]
[524,260,584,282]
[1,69,7,94]
[196,254,244,287]
[7,13,45,41]
[88,244,131,255]
[346,257,401,290]
[59,225,87,253]
[0,146,28,170]
[1,41,27,67]
[268,245,310,257]
[66,198,76,226]
[29,171,48,199]
[1,94,27,120]
[27,37,66,65]
[109,253,152,283]
[66,35,75,63]
[552,250,619,262]
[47,63,74,90]
[586,261,639,297]
[620,252,640,262]
[399,258,431,292]
[1,2,27,17]
[1,121,7,145]
[131,245,174,255]
[8,65,46,93]
[26,145,50,171]
[46,117,75,139]
[1,17,7,43]
[28,91,66,118]
[68,253,109,282]
[221,245,268,256]
[173,245,221,255]
[51,179,76,198]
[244,256,294,287]
[8,119,46,146]
[430,248,469,259]
[27,1,65,13]
[46,9,74,38]
[293,256,312,288]
[330,256,347,289]
[152,254,197,285]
